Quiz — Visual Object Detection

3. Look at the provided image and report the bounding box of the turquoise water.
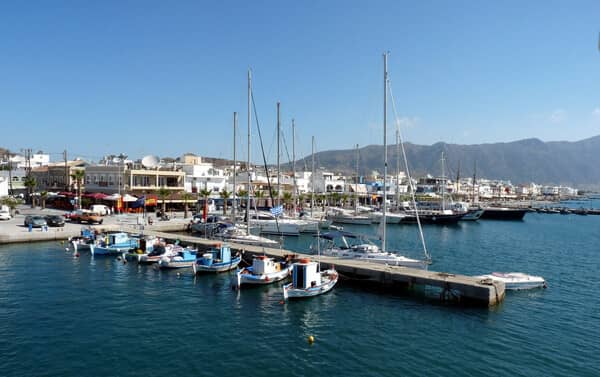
[1,208,599,376]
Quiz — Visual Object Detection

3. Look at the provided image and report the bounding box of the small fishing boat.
[157,247,198,269]
[476,272,547,290]
[193,243,241,273]
[68,227,97,251]
[234,255,292,288]
[136,242,181,264]
[283,258,338,299]
[90,232,139,256]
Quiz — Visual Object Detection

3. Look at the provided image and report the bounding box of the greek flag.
[270,205,284,217]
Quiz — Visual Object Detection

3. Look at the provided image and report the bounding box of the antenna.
[141,155,160,168]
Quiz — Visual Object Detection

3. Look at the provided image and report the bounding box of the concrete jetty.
[138,229,505,307]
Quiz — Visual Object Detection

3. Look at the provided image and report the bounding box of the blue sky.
[1,1,599,164]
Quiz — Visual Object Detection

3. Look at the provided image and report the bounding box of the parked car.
[66,210,103,224]
[24,215,47,228]
[45,215,65,227]
[0,210,11,221]
[65,209,103,224]
[80,211,103,224]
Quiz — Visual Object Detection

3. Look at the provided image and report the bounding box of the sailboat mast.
[247,69,252,235]
[355,144,359,214]
[472,161,477,205]
[382,52,388,252]
[396,129,400,208]
[233,112,237,222]
[441,152,446,211]
[311,136,315,218]
[277,101,281,207]
[292,119,296,216]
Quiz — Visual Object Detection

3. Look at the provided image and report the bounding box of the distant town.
[0,151,582,211]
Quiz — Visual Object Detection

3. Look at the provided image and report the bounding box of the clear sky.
[1,1,599,164]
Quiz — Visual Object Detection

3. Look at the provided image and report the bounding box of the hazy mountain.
[292,136,600,188]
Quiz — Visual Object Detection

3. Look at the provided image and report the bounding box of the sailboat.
[379,52,431,267]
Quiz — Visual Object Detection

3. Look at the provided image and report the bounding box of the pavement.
[0,205,194,244]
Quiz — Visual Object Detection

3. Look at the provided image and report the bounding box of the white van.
[90,204,111,215]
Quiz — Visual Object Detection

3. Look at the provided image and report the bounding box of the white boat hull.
[236,265,292,286]
[476,272,547,290]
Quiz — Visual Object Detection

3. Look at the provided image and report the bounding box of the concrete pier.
[137,229,505,307]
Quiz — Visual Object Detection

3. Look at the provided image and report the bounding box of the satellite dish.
[141,155,160,168]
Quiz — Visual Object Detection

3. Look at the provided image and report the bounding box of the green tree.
[70,169,85,210]
[40,191,48,209]
[254,190,265,208]
[282,191,293,211]
[23,176,36,208]
[330,192,341,207]
[198,188,212,214]
[181,191,194,219]
[219,189,231,215]
[157,187,171,214]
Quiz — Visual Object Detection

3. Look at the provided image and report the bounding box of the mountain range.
[291,136,600,189]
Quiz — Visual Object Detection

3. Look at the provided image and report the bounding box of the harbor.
[1,206,598,376]
[0,206,505,306]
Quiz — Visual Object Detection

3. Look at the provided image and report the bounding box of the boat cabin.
[252,256,280,274]
[200,244,231,266]
[292,260,319,289]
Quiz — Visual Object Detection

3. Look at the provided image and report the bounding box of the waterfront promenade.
[0,205,191,244]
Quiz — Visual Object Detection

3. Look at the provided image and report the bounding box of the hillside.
[292,136,600,188]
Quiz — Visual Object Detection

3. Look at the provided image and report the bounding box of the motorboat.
[68,227,97,251]
[193,243,241,273]
[282,258,338,299]
[476,272,547,290]
[249,211,303,236]
[234,255,292,288]
[211,222,280,248]
[315,230,428,269]
[157,248,198,269]
[326,208,372,225]
[90,232,139,256]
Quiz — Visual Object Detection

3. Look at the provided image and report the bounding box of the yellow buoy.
[307,335,315,344]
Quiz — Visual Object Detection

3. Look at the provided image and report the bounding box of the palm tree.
[330,192,341,207]
[40,191,48,209]
[23,176,36,208]
[70,169,85,210]
[157,187,171,215]
[237,189,248,208]
[181,191,194,219]
[341,193,349,208]
[219,189,231,215]
[254,190,265,208]
[198,188,212,217]
[282,191,293,211]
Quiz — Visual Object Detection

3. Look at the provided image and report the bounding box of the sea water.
[1,207,599,376]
